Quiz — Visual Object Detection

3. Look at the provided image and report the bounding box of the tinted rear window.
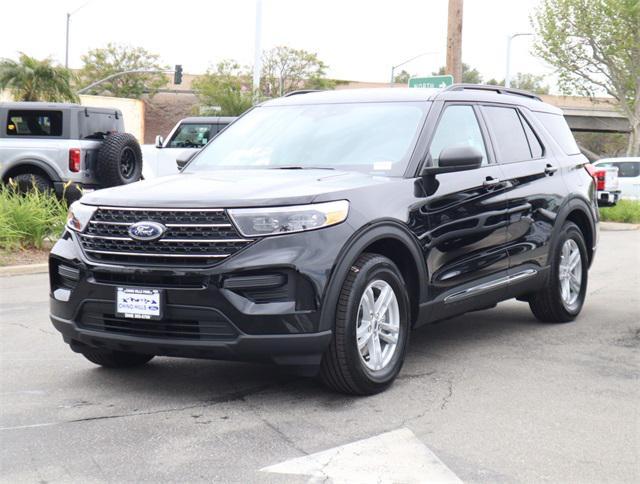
[482,106,531,162]
[79,110,123,139]
[535,112,580,155]
[7,110,62,136]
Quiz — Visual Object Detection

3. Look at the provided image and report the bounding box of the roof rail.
[443,84,542,101]
[283,89,323,97]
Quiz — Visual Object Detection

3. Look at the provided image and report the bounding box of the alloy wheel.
[356,280,401,371]
[558,238,582,310]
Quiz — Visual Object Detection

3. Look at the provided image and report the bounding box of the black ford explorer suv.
[50,85,598,395]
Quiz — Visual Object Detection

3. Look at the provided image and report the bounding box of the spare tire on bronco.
[95,133,143,187]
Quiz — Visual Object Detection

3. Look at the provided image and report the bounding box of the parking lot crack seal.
[1,383,277,431]
[237,393,309,457]
[440,380,454,410]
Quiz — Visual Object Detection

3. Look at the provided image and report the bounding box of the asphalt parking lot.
[1,229,638,483]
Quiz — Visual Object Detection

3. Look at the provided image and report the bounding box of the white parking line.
[261,427,462,483]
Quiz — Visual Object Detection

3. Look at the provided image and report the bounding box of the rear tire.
[96,133,143,187]
[12,173,53,193]
[529,221,588,323]
[80,349,154,368]
[320,253,410,395]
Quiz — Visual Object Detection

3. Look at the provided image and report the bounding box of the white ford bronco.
[0,102,142,198]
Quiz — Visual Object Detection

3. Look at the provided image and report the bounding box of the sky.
[2,0,554,85]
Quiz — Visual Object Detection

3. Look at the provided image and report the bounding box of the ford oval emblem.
[128,221,166,241]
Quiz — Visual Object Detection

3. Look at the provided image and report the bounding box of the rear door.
[479,104,565,277]
[417,103,510,309]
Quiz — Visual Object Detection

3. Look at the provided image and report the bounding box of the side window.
[167,124,214,148]
[534,112,580,155]
[7,110,63,136]
[521,114,544,158]
[429,105,488,166]
[482,106,532,163]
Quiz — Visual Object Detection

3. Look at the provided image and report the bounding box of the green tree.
[394,70,412,84]
[485,73,550,94]
[574,132,629,158]
[78,43,167,99]
[192,60,253,116]
[531,0,640,155]
[260,46,334,97]
[0,53,78,102]
[433,63,483,84]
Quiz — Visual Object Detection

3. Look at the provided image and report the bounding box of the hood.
[81,169,393,208]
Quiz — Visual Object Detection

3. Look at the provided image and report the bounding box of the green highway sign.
[408,75,454,88]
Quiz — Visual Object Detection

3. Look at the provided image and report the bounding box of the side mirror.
[176,150,198,170]
[421,145,484,176]
[155,135,164,148]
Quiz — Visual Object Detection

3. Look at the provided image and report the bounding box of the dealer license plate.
[116,288,162,320]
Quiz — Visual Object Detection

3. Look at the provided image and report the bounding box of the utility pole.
[445,0,463,83]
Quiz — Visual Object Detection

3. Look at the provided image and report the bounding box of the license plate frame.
[116,287,163,320]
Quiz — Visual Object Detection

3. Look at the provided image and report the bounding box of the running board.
[444,269,538,304]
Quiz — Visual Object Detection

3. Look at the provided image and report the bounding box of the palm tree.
[0,53,79,103]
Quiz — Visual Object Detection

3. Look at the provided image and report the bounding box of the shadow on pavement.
[68,302,547,402]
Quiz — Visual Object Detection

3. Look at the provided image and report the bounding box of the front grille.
[78,302,238,341]
[78,207,252,266]
[92,271,208,289]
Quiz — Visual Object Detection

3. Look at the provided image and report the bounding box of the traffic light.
[174,65,183,85]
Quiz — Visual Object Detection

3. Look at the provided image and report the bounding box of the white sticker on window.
[373,161,393,171]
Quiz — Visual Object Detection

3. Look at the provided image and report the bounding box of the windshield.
[185,102,429,176]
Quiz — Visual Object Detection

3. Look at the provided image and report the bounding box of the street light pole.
[64,1,92,69]
[390,52,438,86]
[252,0,263,97]
[65,13,70,68]
[505,32,533,88]
[77,69,176,94]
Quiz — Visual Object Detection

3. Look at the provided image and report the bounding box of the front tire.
[80,349,154,368]
[320,253,410,395]
[529,221,588,323]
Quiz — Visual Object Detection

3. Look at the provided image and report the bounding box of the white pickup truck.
[141,116,236,179]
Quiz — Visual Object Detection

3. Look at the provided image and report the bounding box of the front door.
[416,103,510,311]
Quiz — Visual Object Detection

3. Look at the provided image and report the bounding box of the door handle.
[544,164,558,175]
[483,176,501,188]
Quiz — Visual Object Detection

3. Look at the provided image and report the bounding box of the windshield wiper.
[270,166,335,170]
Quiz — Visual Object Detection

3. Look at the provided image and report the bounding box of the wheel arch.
[554,196,597,267]
[2,160,60,184]
[319,220,428,331]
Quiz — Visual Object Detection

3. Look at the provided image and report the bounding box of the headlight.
[228,200,349,237]
[66,202,97,232]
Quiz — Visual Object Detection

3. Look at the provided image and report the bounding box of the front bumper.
[51,310,332,370]
[49,222,353,368]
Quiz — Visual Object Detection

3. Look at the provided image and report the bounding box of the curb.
[0,263,48,277]
[600,221,640,232]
